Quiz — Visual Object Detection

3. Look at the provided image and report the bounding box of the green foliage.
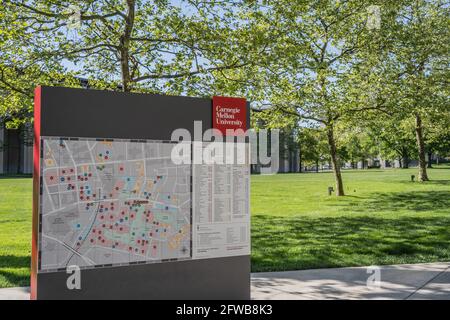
[366,115,417,165]
[251,0,449,177]
[298,127,329,167]
[0,0,448,162]
[426,112,450,157]
[1,0,261,123]
[337,124,378,166]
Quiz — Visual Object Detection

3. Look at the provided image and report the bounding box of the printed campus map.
[39,137,191,271]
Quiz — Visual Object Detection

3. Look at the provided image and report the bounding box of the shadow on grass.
[0,255,29,269]
[341,190,450,213]
[0,255,30,287]
[252,214,450,272]
[396,180,450,186]
[252,190,450,273]
[0,174,32,179]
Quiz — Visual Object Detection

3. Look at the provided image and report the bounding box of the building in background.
[1,79,91,175]
[0,122,33,174]
[251,126,300,174]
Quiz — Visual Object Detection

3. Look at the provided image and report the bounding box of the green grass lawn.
[1,167,449,287]
[0,176,32,288]
[251,166,450,272]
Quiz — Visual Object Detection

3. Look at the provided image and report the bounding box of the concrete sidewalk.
[0,286,29,300]
[251,262,450,300]
[1,262,449,300]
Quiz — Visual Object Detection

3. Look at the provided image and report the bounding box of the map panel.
[39,137,191,272]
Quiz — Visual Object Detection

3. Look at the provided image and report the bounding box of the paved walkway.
[0,286,29,300]
[1,262,449,300]
[251,262,450,300]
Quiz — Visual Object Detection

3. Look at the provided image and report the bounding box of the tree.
[425,112,450,165]
[337,123,379,169]
[4,0,259,91]
[332,0,449,178]
[250,0,379,195]
[382,0,449,180]
[0,4,81,128]
[1,0,262,124]
[298,126,328,172]
[367,115,417,168]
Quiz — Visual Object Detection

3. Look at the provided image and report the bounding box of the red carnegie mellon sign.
[212,96,247,135]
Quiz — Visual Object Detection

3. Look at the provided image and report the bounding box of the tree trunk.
[326,124,345,196]
[119,0,135,92]
[415,114,429,181]
[402,156,409,168]
[401,147,409,168]
[299,149,303,173]
[427,151,433,168]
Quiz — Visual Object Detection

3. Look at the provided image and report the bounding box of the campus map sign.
[31,86,250,299]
